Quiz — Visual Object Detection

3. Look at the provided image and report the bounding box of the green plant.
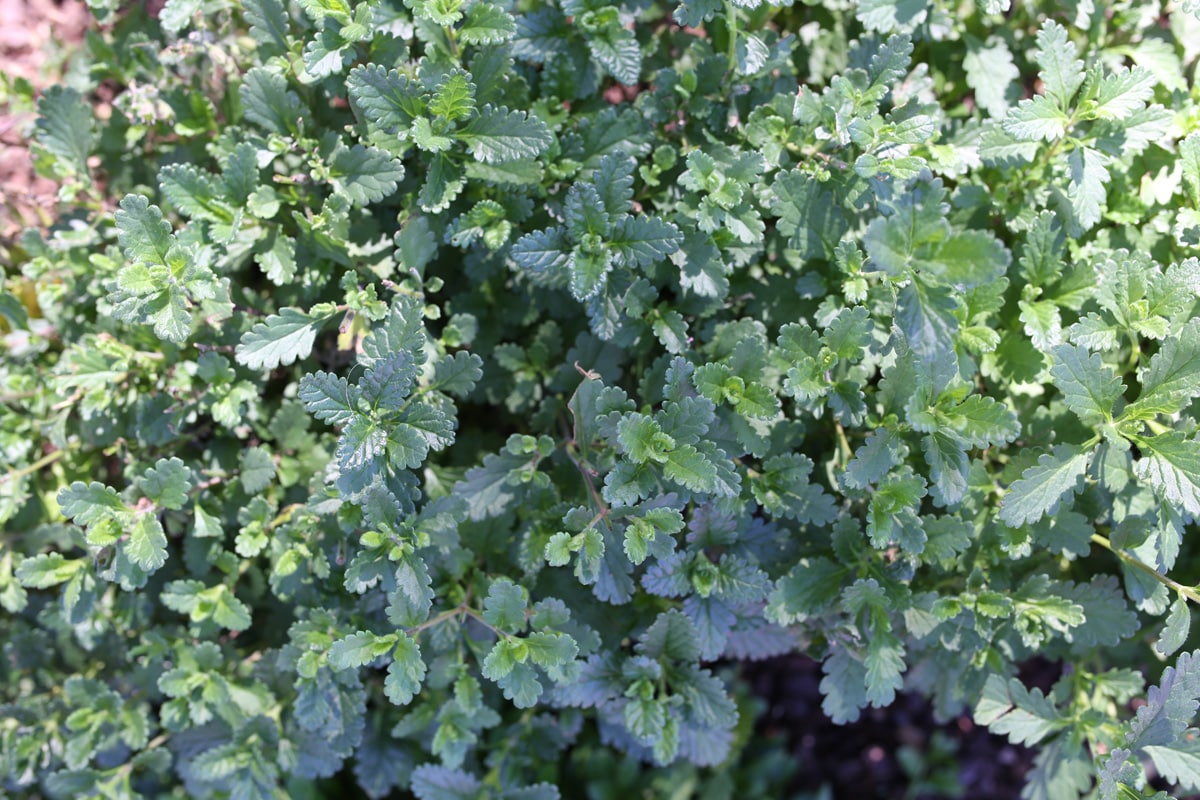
[4,0,1200,798]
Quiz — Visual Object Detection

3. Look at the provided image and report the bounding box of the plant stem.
[0,448,67,486]
[725,0,738,72]
[1091,534,1200,605]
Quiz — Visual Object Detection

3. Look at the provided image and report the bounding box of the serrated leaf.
[1002,95,1069,141]
[240,446,277,493]
[127,514,168,571]
[115,194,174,267]
[663,445,719,493]
[999,445,1091,527]
[608,216,683,269]
[138,457,193,510]
[1035,20,1085,108]
[459,2,516,44]
[1050,344,1123,426]
[15,553,86,588]
[1157,597,1191,659]
[384,634,426,705]
[431,351,483,397]
[329,631,397,669]
[458,105,552,163]
[35,86,95,177]
[240,66,302,135]
[525,632,577,668]
[58,481,127,526]
[347,64,425,132]
[329,145,405,206]
[1093,66,1155,121]
[1065,146,1110,232]
[1133,432,1200,517]
[975,674,1067,746]
[236,307,333,370]
[300,371,360,426]
[483,578,528,634]
[1128,319,1200,417]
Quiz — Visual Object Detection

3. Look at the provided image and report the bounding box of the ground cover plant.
[4,0,1200,797]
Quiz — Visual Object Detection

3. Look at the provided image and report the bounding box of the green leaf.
[127,514,169,571]
[329,631,398,669]
[567,248,613,301]
[608,216,683,269]
[236,307,334,370]
[329,145,405,206]
[240,66,302,135]
[300,371,360,425]
[242,0,290,51]
[1065,146,1110,232]
[16,553,86,589]
[999,445,1091,527]
[1034,20,1085,108]
[240,446,277,493]
[1133,432,1200,517]
[459,3,516,44]
[458,105,553,163]
[1093,66,1156,120]
[1156,597,1191,659]
[115,194,175,267]
[34,86,95,177]
[1128,320,1200,417]
[662,445,719,493]
[483,578,528,634]
[1050,344,1123,426]
[975,674,1068,746]
[525,632,577,668]
[138,457,194,510]
[1003,95,1069,141]
[431,351,483,397]
[429,71,476,121]
[589,26,641,84]
[385,634,426,705]
[58,482,127,526]
[347,64,426,132]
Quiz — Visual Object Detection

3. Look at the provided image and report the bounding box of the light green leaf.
[385,634,426,705]
[1133,432,1200,517]
[58,481,127,526]
[1128,320,1200,417]
[1003,95,1069,141]
[34,86,95,178]
[1034,20,1085,108]
[127,513,169,571]
[459,3,516,44]
[999,445,1091,527]
[236,307,334,370]
[16,553,86,589]
[1050,344,1123,426]
[329,631,398,669]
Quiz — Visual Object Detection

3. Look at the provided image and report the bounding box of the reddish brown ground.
[0,0,90,240]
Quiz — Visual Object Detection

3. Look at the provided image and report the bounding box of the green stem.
[0,448,67,486]
[1091,534,1200,605]
[725,0,738,72]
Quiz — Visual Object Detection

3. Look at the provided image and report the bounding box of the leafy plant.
[4,0,1200,798]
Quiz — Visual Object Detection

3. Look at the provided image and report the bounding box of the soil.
[0,0,91,240]
[742,654,1041,799]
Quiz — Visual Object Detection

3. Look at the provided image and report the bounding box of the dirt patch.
[0,0,91,240]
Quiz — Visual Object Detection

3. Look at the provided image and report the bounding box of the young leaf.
[1133,432,1200,517]
[236,307,335,371]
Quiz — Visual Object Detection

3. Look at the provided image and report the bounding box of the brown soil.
[0,0,91,240]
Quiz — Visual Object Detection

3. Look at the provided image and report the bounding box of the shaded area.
[743,654,1039,799]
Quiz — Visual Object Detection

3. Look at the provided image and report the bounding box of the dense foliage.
[4,0,1200,797]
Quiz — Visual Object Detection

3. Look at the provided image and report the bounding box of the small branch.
[1091,534,1200,605]
[0,448,67,486]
